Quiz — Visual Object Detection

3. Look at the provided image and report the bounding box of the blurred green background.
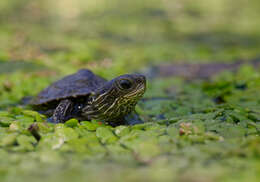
[0,0,260,75]
[0,1,260,182]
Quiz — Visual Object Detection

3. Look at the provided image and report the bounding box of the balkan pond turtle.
[31,69,146,126]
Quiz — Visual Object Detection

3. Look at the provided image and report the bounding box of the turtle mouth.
[124,84,146,98]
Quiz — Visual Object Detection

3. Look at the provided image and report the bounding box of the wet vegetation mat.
[0,0,260,182]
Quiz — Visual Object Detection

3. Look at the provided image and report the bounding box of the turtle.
[30,69,146,126]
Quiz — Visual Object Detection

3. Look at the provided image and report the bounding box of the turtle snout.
[135,75,146,85]
[140,75,146,83]
[139,75,146,90]
[136,75,146,92]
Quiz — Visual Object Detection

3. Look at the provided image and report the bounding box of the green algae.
[0,58,260,182]
[0,0,260,182]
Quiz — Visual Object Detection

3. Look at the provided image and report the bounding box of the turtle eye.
[119,79,132,90]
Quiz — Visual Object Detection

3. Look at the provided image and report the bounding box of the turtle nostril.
[139,76,146,84]
[136,75,146,83]
[141,76,146,82]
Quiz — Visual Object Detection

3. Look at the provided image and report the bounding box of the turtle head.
[113,74,146,100]
[82,74,146,122]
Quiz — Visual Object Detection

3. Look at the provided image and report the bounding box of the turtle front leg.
[49,99,74,123]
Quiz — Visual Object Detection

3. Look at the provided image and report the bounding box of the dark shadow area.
[146,58,260,79]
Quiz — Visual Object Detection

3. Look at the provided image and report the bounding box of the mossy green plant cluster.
[0,0,260,181]
[0,65,259,182]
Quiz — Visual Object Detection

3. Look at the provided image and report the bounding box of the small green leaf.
[65,119,79,128]
[0,134,17,147]
[114,126,130,137]
[96,127,118,144]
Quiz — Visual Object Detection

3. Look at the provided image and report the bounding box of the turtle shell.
[32,69,107,106]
